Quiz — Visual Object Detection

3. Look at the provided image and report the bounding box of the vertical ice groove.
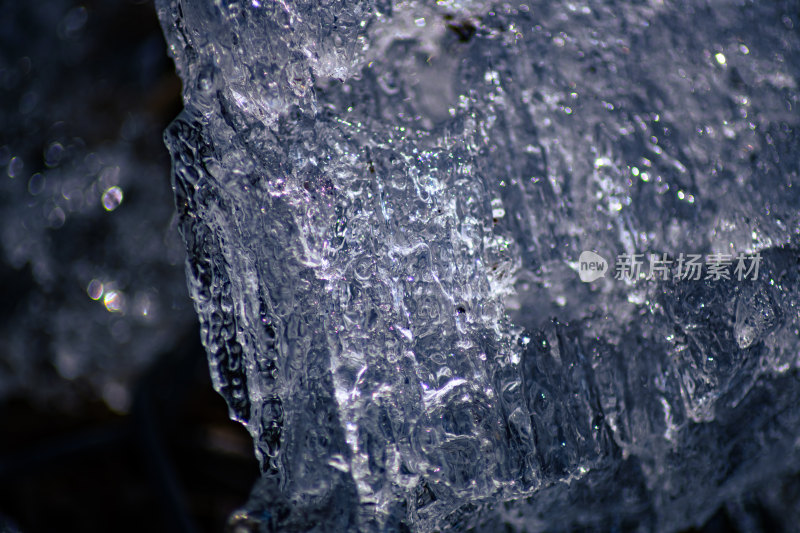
[157,0,800,531]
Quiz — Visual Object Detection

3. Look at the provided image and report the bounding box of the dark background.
[0,1,257,532]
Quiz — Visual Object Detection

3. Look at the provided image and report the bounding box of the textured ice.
[156,0,800,531]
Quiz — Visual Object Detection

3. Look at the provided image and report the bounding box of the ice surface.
[156,0,800,530]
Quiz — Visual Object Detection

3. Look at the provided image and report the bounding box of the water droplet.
[47,206,66,228]
[102,381,131,413]
[87,279,104,300]
[104,290,124,313]
[28,173,45,195]
[60,6,88,37]
[102,186,123,211]
[7,156,23,178]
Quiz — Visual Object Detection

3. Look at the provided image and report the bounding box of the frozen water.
[156,0,800,531]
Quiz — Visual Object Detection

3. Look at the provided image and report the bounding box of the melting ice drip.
[156,0,800,531]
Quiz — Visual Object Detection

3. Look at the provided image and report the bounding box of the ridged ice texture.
[156,1,800,531]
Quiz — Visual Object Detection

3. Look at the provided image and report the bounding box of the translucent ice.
[156,0,800,530]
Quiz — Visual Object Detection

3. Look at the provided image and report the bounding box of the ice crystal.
[157,0,800,530]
